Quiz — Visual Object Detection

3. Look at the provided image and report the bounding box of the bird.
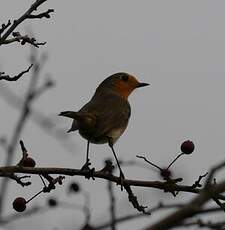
[59,72,149,187]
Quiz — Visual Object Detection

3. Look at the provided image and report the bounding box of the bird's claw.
[81,158,91,170]
[81,159,95,180]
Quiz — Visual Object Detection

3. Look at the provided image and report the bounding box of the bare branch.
[136,155,162,171]
[0,64,33,81]
[95,203,225,230]
[0,20,11,35]
[8,174,31,187]
[27,9,54,19]
[0,49,47,216]
[191,172,208,189]
[145,160,225,230]
[180,219,225,229]
[1,33,46,47]
[0,165,225,201]
[0,0,54,46]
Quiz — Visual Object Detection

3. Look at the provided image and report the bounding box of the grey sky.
[1,1,225,229]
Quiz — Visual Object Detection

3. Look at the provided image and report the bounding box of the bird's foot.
[118,171,125,191]
[81,159,95,180]
[81,158,91,170]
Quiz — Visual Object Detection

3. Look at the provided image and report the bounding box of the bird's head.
[97,73,149,99]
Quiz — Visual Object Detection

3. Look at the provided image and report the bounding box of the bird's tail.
[59,111,96,131]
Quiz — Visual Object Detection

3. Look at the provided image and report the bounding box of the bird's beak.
[136,82,150,88]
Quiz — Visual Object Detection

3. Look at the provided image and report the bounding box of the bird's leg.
[81,140,90,168]
[86,140,90,163]
[81,140,95,179]
[108,138,125,191]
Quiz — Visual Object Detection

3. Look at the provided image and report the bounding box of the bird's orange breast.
[113,81,135,99]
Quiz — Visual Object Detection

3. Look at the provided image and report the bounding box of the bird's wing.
[94,105,130,139]
[78,90,131,140]
[91,96,131,139]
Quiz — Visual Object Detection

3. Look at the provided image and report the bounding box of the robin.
[59,72,149,186]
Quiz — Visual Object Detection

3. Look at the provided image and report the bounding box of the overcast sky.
[1,1,225,230]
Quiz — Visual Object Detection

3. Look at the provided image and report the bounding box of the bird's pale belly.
[79,127,126,145]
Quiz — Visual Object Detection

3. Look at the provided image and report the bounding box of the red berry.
[160,168,172,180]
[181,140,195,154]
[13,197,26,212]
[22,157,36,167]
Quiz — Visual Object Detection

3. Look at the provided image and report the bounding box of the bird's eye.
[121,74,129,81]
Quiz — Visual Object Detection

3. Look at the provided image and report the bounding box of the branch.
[0,49,47,216]
[0,20,11,35]
[181,219,225,229]
[1,33,46,47]
[95,203,225,230]
[0,63,76,152]
[27,9,54,19]
[145,160,225,230]
[0,165,225,201]
[0,64,33,81]
[0,0,54,45]
[8,174,31,187]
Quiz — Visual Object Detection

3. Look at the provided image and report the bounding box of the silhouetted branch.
[145,160,225,230]
[95,203,225,230]
[0,64,33,81]
[0,49,49,217]
[8,174,31,187]
[191,172,208,189]
[0,0,53,46]
[27,9,54,19]
[0,165,224,200]
[179,219,225,229]
[0,20,11,35]
[1,32,46,47]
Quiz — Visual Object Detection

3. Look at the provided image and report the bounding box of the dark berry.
[13,197,26,212]
[68,182,80,193]
[47,198,57,207]
[22,157,36,167]
[160,168,172,180]
[81,224,95,230]
[181,140,195,154]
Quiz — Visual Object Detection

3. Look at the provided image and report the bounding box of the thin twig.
[0,20,11,35]
[27,9,54,19]
[136,155,162,171]
[0,64,33,81]
[0,0,53,45]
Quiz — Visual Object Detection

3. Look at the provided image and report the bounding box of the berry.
[22,157,36,167]
[180,140,195,154]
[47,198,58,207]
[160,168,172,180]
[68,182,80,193]
[81,224,95,230]
[13,197,26,212]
